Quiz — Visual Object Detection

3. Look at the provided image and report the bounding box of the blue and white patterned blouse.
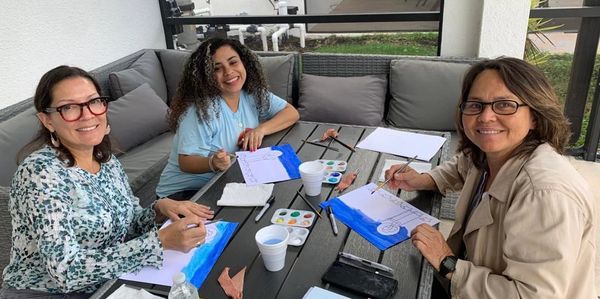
[2,146,163,294]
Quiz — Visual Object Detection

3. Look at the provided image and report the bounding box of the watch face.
[440,256,457,276]
[443,256,457,270]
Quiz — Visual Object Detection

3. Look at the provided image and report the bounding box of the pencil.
[296,191,323,218]
[370,155,418,195]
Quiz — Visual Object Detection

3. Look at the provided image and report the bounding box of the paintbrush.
[296,191,323,218]
[371,155,418,195]
[309,136,355,152]
[330,136,356,152]
[301,139,340,152]
[198,146,236,159]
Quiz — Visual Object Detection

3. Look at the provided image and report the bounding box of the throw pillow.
[387,60,470,131]
[258,54,294,103]
[0,107,39,186]
[108,83,169,152]
[109,51,169,103]
[158,49,191,103]
[298,74,387,126]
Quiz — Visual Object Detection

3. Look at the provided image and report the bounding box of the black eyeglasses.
[44,96,109,122]
[460,99,527,116]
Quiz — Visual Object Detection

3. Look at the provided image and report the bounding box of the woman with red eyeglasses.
[1,66,213,297]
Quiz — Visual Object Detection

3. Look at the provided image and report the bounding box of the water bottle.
[168,272,199,299]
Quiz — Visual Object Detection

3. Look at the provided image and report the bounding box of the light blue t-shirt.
[156,91,287,198]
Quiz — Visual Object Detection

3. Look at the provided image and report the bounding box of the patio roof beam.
[163,11,441,26]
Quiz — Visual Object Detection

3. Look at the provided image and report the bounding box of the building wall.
[440,0,482,57]
[441,0,530,58]
[0,0,166,109]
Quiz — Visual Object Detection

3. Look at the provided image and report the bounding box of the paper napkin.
[217,183,274,206]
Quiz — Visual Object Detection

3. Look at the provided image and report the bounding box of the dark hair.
[456,57,571,169]
[167,38,270,131]
[17,65,112,166]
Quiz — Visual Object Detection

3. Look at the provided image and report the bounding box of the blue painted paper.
[320,199,408,250]
[272,143,301,180]
[182,221,238,287]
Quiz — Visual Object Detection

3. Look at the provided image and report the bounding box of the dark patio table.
[94,121,452,299]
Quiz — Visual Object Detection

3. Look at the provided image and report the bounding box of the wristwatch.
[439,255,457,277]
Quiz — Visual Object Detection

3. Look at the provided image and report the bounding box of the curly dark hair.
[167,38,270,131]
[455,57,571,169]
[18,65,112,166]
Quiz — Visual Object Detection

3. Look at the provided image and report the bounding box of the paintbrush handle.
[372,155,418,194]
[331,136,355,152]
[198,147,236,159]
[296,191,323,218]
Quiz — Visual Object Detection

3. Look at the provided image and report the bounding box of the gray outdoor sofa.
[0,48,477,272]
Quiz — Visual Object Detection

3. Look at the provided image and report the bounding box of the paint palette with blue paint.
[317,160,348,172]
[271,208,316,228]
[317,160,347,184]
[323,171,343,184]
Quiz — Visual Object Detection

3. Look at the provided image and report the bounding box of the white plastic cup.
[255,225,289,271]
[299,161,325,196]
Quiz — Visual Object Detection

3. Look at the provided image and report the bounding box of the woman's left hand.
[410,224,454,271]
[240,127,266,152]
[155,198,215,222]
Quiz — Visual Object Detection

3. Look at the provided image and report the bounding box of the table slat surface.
[96,121,449,299]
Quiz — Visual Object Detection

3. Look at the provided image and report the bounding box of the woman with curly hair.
[156,38,299,200]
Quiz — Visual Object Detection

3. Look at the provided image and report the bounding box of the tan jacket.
[429,143,596,299]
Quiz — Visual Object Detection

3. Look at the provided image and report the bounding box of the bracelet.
[208,154,217,172]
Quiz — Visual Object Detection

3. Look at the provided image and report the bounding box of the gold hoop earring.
[50,132,60,147]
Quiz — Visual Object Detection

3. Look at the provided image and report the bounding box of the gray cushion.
[298,74,387,126]
[258,54,294,103]
[108,83,169,152]
[118,132,173,206]
[109,51,168,102]
[387,60,469,131]
[0,107,39,186]
[158,49,192,103]
[0,186,11,273]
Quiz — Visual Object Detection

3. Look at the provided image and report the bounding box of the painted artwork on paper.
[320,183,439,250]
[121,221,237,287]
[236,143,301,185]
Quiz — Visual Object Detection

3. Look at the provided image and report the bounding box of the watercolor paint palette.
[317,160,348,172]
[322,171,343,184]
[283,226,310,246]
[271,208,316,228]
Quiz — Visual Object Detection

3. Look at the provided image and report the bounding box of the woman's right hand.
[158,216,206,253]
[384,164,423,191]
[211,149,231,171]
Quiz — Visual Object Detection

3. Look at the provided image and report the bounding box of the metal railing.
[158,0,600,161]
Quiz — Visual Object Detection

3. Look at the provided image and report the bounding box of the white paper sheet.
[356,127,446,161]
[378,159,432,182]
[106,285,163,299]
[303,286,351,299]
[236,147,290,185]
[338,183,439,235]
[120,221,219,287]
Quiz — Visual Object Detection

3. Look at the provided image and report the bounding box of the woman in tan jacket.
[386,57,595,298]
